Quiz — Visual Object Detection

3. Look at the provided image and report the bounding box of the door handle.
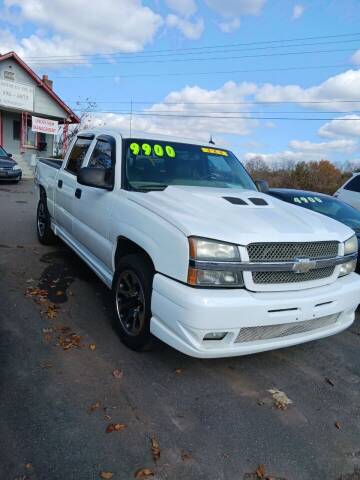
[58,179,63,188]
[75,188,82,199]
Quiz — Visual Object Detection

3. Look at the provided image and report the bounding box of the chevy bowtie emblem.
[292,258,317,274]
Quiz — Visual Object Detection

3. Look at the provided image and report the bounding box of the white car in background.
[335,173,360,211]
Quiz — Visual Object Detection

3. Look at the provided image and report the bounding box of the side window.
[344,175,360,193]
[88,140,113,169]
[65,137,92,175]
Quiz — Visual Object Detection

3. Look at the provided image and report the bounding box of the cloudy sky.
[1,0,360,165]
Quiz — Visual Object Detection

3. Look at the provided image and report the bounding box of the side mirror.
[255,180,269,194]
[77,167,111,190]
[8,153,12,158]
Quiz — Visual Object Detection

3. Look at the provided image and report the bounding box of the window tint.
[88,140,113,169]
[344,175,360,193]
[66,137,92,175]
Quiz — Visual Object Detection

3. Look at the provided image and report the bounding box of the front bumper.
[0,170,22,180]
[150,272,360,358]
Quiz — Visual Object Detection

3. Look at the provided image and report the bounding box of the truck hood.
[128,186,354,245]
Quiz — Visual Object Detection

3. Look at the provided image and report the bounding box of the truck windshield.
[124,139,256,191]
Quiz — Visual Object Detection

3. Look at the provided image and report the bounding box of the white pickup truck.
[35,129,360,358]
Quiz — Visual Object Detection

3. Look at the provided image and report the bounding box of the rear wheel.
[112,254,154,351]
[37,196,56,245]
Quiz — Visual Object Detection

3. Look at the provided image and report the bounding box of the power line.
[53,63,353,79]
[27,47,358,66]
[69,99,360,105]
[26,38,360,64]
[73,108,360,115]
[72,110,360,121]
[22,31,360,60]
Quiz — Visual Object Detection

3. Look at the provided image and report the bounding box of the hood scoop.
[223,196,269,206]
[249,197,268,206]
[223,196,248,205]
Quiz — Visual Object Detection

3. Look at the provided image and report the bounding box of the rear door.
[54,134,94,235]
[336,175,360,211]
[72,134,116,269]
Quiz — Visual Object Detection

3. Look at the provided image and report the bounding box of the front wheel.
[112,254,154,351]
[37,197,56,245]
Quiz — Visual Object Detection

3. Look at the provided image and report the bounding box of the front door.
[72,134,116,269]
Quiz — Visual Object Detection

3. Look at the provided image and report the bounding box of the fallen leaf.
[57,331,83,350]
[134,468,154,478]
[112,368,123,379]
[267,388,293,410]
[99,472,114,479]
[255,464,266,479]
[39,362,53,369]
[56,290,64,296]
[106,423,127,433]
[25,463,32,469]
[88,401,101,414]
[151,437,160,462]
[181,451,192,461]
[174,368,182,374]
[335,421,341,429]
[325,377,335,387]
[89,344,96,351]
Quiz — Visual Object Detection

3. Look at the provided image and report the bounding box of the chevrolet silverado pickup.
[34,129,360,358]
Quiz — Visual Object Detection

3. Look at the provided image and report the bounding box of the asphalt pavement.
[1,180,360,480]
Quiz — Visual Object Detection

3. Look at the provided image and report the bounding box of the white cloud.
[87,81,259,141]
[245,138,358,165]
[205,0,266,17]
[292,4,304,19]
[166,14,204,39]
[1,0,163,66]
[289,138,357,154]
[319,115,360,138]
[218,18,241,33]
[351,49,360,65]
[164,0,197,17]
[255,69,360,111]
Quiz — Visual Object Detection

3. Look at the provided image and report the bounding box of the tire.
[36,196,56,245]
[112,254,154,351]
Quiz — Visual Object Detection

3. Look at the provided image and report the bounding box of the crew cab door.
[54,134,94,236]
[72,134,116,269]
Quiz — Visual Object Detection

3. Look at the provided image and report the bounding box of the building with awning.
[0,51,79,176]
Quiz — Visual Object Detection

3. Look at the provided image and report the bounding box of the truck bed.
[37,157,63,169]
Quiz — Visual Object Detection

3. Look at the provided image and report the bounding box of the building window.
[13,120,20,141]
[25,117,37,147]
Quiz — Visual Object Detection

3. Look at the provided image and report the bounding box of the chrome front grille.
[252,266,335,284]
[248,241,339,262]
[234,313,339,343]
[247,241,339,286]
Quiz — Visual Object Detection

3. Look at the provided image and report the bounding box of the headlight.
[188,237,244,287]
[12,165,21,171]
[189,237,240,261]
[344,235,358,255]
[339,259,357,277]
[339,235,358,277]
